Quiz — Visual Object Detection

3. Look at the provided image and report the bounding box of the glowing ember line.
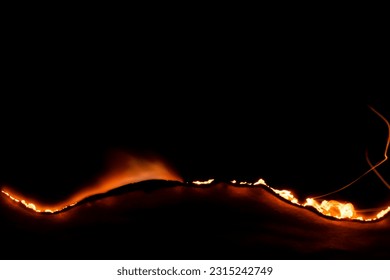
[191,178,390,221]
[375,206,390,220]
[271,188,299,205]
[1,190,77,213]
[192,179,214,185]
[238,179,390,221]
[1,178,389,221]
[0,107,388,221]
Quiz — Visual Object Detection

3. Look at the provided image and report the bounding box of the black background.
[0,70,388,207]
[0,24,388,210]
[1,20,390,261]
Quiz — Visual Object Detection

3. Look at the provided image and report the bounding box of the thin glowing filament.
[312,106,390,199]
[366,149,390,190]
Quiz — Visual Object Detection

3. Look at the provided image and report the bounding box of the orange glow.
[1,150,182,213]
[304,199,357,219]
[191,178,390,221]
[311,106,389,199]
[1,190,76,213]
[0,107,389,222]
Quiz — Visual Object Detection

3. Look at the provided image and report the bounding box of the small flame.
[192,179,214,185]
[271,188,299,205]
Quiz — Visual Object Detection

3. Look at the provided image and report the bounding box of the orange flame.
[1,150,182,213]
[187,106,390,222]
[1,106,389,222]
[192,179,214,185]
[1,190,76,213]
[191,178,390,221]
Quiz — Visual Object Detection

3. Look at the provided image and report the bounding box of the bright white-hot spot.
[304,199,357,219]
[253,179,267,185]
[192,179,214,185]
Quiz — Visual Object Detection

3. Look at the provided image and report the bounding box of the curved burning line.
[1,180,184,214]
[2,177,390,221]
[192,178,390,222]
[189,105,390,222]
[1,106,389,222]
[0,151,182,213]
[273,105,390,221]
[1,189,77,213]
